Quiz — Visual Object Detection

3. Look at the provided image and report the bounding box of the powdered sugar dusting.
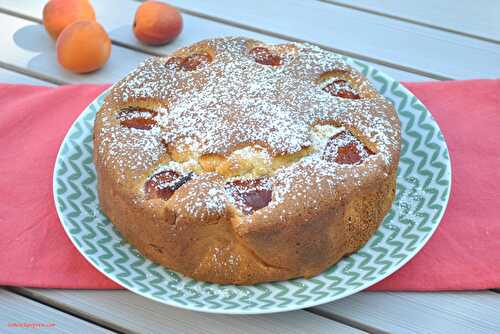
[97,113,165,174]
[95,37,400,215]
[107,37,396,159]
[172,174,227,220]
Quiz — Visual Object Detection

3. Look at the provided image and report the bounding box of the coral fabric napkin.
[0,80,499,290]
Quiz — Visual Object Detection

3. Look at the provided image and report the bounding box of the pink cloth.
[0,80,499,290]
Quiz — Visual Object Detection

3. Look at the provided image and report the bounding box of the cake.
[93,37,400,285]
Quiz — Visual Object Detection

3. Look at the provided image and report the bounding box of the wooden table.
[1,1,499,333]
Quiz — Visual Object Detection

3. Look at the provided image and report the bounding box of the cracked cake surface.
[93,37,400,284]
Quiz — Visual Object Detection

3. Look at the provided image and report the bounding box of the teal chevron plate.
[53,58,451,314]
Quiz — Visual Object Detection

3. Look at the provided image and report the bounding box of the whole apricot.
[43,0,96,39]
[56,20,111,73]
[133,1,182,45]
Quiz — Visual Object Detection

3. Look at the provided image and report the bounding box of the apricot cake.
[93,37,400,285]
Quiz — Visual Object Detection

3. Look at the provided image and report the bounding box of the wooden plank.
[0,289,114,334]
[161,0,500,80]
[323,0,500,43]
[0,0,278,54]
[0,67,55,86]
[98,0,429,82]
[0,0,430,82]
[0,0,428,83]
[15,288,366,334]
[0,12,148,84]
[314,291,500,334]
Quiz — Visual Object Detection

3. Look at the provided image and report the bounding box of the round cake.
[93,37,400,285]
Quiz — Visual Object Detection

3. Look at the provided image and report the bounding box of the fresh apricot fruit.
[56,20,111,73]
[133,1,182,45]
[43,0,96,39]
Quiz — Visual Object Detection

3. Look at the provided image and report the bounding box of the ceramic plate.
[53,57,451,314]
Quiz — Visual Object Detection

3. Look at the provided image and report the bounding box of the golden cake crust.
[93,37,400,284]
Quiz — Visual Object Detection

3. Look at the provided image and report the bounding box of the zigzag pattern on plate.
[53,59,451,314]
